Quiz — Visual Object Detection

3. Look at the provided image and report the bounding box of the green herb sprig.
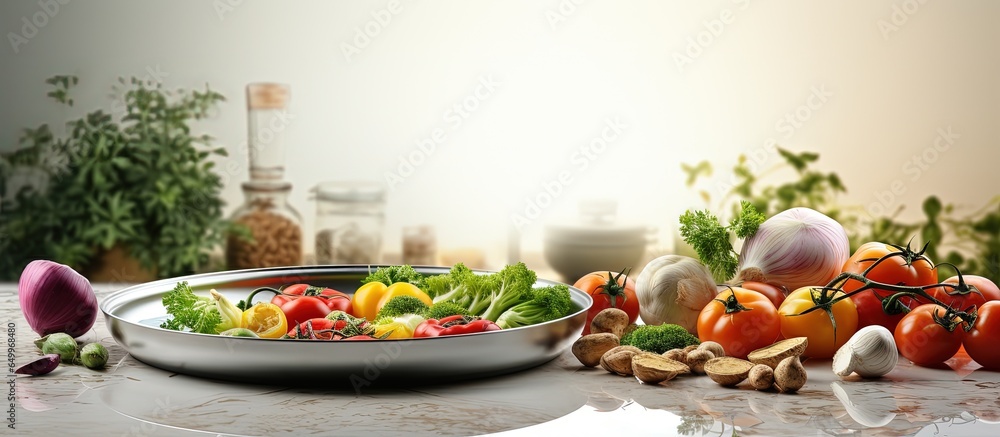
[679,201,764,282]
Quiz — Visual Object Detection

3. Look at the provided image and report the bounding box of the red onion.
[737,207,849,292]
[15,354,61,376]
[18,260,98,338]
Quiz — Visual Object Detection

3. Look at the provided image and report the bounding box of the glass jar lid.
[312,181,385,203]
[241,181,292,192]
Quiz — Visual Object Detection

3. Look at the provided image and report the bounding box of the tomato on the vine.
[697,287,781,359]
[739,281,787,309]
[244,284,352,326]
[894,303,965,367]
[574,269,639,335]
[963,301,1000,370]
[777,286,858,359]
[927,274,1000,312]
[278,284,353,314]
[841,242,936,333]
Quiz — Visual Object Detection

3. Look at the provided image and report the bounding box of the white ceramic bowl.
[543,237,647,282]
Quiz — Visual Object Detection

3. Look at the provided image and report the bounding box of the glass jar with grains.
[227,181,303,269]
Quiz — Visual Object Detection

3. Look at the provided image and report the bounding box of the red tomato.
[574,270,639,335]
[894,304,965,367]
[964,301,1000,370]
[280,297,335,326]
[278,284,353,314]
[740,281,787,309]
[697,287,781,359]
[841,242,936,332]
[927,275,1000,312]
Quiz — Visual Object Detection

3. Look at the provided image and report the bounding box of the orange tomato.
[574,270,639,335]
[697,287,781,359]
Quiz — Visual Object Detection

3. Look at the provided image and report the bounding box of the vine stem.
[795,272,977,327]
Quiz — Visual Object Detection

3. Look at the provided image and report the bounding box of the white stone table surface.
[2,282,999,436]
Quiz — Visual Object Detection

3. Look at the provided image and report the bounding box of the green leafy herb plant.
[0,76,230,281]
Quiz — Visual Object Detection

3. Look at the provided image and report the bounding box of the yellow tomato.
[376,283,433,314]
[777,286,858,359]
[241,303,288,339]
[352,282,388,320]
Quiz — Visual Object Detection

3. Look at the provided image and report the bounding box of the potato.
[686,349,714,374]
[631,353,690,384]
[662,348,688,365]
[774,356,807,393]
[600,346,642,376]
[698,341,726,358]
[703,357,755,386]
[747,337,808,369]
[747,364,774,390]
[572,333,620,367]
[591,308,630,338]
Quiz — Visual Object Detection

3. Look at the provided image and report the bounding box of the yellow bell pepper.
[377,283,433,311]
[352,282,388,320]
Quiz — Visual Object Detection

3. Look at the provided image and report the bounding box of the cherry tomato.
[278,284,353,314]
[963,301,1000,370]
[841,242,935,332]
[739,281,787,309]
[926,275,1000,312]
[778,286,858,359]
[697,287,781,359]
[574,270,639,335]
[894,304,965,367]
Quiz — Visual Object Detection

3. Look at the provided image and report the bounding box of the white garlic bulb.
[635,255,718,334]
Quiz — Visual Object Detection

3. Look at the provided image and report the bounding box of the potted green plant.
[0,75,231,282]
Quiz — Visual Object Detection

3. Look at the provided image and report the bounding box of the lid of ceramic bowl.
[543,199,648,245]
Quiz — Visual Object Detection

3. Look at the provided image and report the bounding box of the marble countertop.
[4,283,1000,436]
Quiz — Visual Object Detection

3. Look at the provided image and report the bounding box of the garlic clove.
[850,326,898,378]
[832,325,897,379]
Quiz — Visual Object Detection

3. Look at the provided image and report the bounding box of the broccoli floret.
[160,281,222,334]
[422,263,476,300]
[620,324,700,354]
[495,284,573,329]
[423,263,494,316]
[375,295,430,319]
[362,265,423,287]
[479,262,538,321]
[423,302,471,320]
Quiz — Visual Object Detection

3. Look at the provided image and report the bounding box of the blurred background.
[1,0,997,283]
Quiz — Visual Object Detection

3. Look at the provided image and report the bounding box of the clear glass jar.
[227,181,303,269]
[313,181,386,264]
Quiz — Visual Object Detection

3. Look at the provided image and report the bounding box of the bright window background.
[1,0,997,267]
